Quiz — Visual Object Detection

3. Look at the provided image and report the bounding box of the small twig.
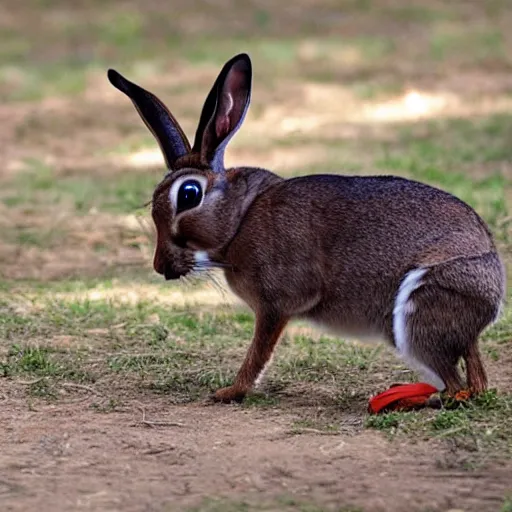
[17,377,44,386]
[142,419,186,428]
[61,382,102,396]
[143,446,176,455]
[497,215,512,227]
[290,428,341,436]
[137,405,186,428]
[105,350,202,360]
[432,426,466,438]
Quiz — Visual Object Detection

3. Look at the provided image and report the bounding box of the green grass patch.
[502,495,512,512]
[366,389,512,456]
[0,8,147,102]
[2,225,68,249]
[0,13,396,102]
[1,343,95,389]
[1,159,159,214]
[0,293,390,404]
[4,345,59,375]
[1,1,510,103]
[483,305,512,344]
[430,27,506,63]
[376,115,512,235]
[0,279,511,457]
[380,115,512,168]
[241,393,280,408]
[0,61,91,102]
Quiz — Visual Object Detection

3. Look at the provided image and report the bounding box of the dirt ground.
[1,343,511,511]
[0,396,510,512]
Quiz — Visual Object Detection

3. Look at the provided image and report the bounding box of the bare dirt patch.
[0,395,510,512]
[0,315,511,512]
[0,206,151,280]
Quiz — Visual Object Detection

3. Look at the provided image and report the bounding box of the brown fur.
[108,54,506,404]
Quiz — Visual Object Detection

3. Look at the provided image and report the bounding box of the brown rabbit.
[108,54,506,406]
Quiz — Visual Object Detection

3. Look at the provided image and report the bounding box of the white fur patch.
[393,268,426,353]
[393,268,445,390]
[492,300,504,325]
[194,251,210,266]
[254,356,273,388]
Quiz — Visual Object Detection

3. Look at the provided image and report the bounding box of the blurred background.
[1,0,511,282]
[1,4,512,510]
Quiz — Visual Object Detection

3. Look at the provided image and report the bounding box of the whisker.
[207,271,229,300]
[133,198,153,210]
[192,266,209,274]
[194,261,231,269]
[181,275,194,287]
[192,263,232,274]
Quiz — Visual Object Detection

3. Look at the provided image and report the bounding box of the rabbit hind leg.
[393,268,468,396]
[398,280,488,396]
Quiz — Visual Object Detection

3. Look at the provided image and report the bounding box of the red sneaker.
[368,383,439,414]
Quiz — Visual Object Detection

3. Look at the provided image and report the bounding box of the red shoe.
[368,383,439,414]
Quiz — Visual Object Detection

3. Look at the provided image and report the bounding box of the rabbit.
[108,53,506,406]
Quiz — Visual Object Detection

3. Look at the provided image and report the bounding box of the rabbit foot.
[211,386,247,404]
[453,389,472,401]
[441,388,473,409]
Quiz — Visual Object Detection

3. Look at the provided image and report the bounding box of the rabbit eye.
[169,174,208,215]
[176,180,203,214]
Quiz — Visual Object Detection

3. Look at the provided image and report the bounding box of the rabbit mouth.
[163,266,185,280]
[156,250,229,281]
[155,252,195,280]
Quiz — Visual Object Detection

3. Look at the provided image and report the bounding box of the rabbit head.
[108,54,268,279]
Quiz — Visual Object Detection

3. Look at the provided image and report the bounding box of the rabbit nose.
[153,251,168,276]
[153,252,181,281]
[163,266,181,280]
[153,253,164,275]
[154,259,180,280]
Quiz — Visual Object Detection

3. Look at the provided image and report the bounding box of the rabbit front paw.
[211,386,246,403]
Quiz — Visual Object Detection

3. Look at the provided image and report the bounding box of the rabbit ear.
[107,69,191,170]
[196,53,252,172]
[190,67,224,155]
